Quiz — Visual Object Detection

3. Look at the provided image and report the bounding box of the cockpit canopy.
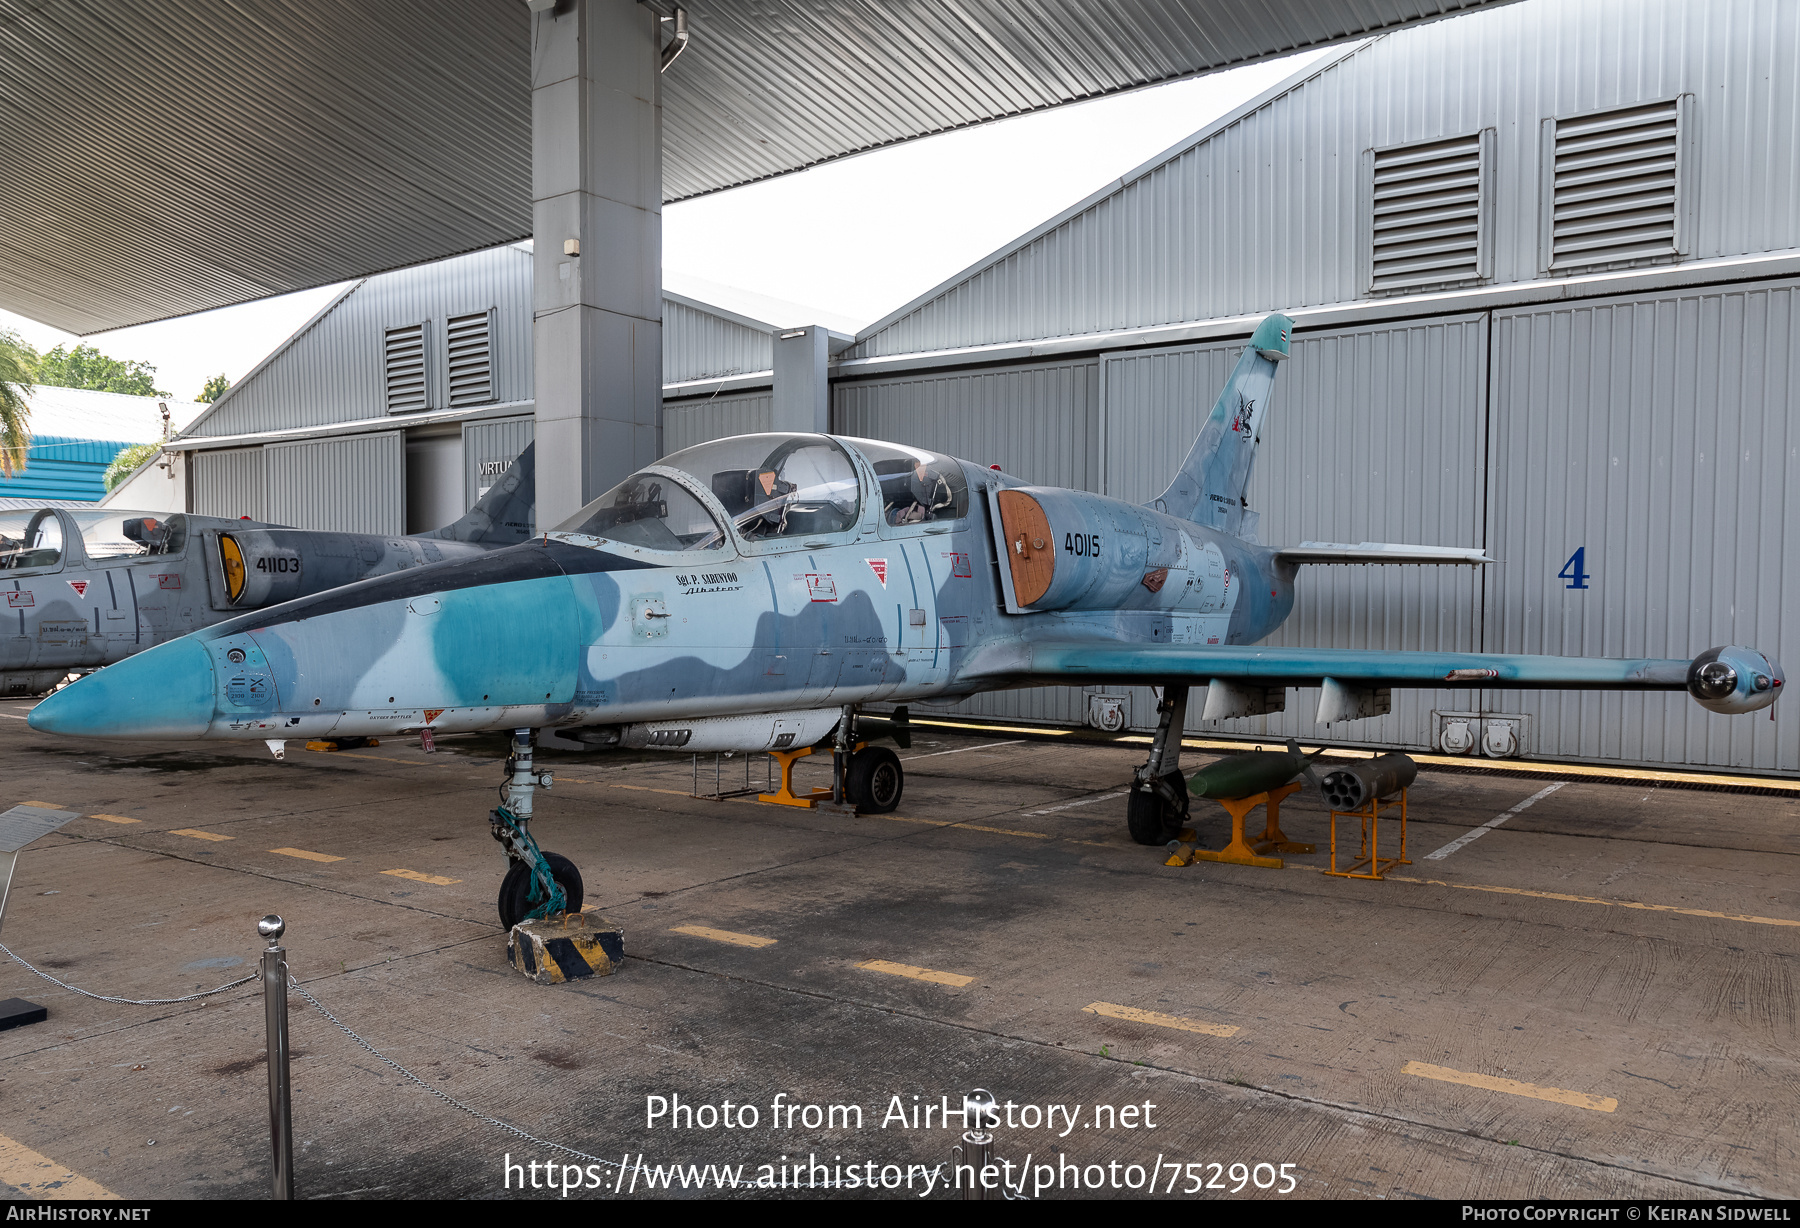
[553,433,970,552]
[0,508,186,570]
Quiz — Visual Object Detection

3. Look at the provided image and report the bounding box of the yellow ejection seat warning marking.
[270,847,344,863]
[671,924,778,948]
[88,813,139,824]
[1082,1002,1239,1037]
[170,828,233,842]
[0,1132,119,1199]
[1402,1061,1617,1112]
[855,959,974,987]
[382,868,461,885]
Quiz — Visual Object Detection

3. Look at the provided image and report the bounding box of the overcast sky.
[0,49,1325,405]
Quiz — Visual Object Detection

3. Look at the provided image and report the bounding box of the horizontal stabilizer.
[1276,541,1490,566]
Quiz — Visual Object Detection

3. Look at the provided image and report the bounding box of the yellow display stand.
[1325,789,1410,880]
[1168,781,1312,869]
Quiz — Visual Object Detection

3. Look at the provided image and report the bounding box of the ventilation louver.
[446,310,494,407]
[1545,99,1683,271]
[384,323,428,413]
[1369,133,1487,292]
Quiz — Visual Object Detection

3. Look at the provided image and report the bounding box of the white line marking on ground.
[0,711,30,720]
[1025,791,1129,816]
[900,740,1025,761]
[1423,782,1568,861]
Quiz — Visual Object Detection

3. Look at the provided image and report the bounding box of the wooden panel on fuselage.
[996,490,1056,607]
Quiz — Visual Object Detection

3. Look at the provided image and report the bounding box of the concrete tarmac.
[1,699,1796,1200]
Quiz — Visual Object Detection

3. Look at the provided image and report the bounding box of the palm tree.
[0,329,35,478]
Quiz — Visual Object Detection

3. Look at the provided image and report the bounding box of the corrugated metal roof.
[0,0,1518,335]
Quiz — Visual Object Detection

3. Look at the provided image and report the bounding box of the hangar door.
[1488,283,1798,775]
[190,447,265,521]
[265,433,404,534]
[835,358,1101,726]
[1099,314,1491,746]
[663,390,772,455]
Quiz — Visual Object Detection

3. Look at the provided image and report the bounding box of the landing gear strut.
[831,705,906,814]
[490,728,584,929]
[1127,685,1191,845]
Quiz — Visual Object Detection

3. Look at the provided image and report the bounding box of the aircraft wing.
[967,642,1688,689]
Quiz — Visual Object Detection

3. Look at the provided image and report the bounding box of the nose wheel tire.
[845,746,904,813]
[1126,770,1189,845]
[498,852,584,930]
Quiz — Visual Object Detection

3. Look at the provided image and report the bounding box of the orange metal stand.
[1325,789,1410,880]
[757,742,865,808]
[1174,781,1307,869]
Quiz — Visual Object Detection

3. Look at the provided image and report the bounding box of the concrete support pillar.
[771,326,832,435]
[531,0,663,529]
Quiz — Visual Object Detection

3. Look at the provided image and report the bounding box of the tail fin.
[1153,313,1293,536]
[419,441,536,547]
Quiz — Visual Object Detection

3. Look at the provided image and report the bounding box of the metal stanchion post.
[259,914,294,1201]
[953,1088,1000,1201]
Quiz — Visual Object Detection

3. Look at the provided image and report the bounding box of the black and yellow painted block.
[507,913,624,983]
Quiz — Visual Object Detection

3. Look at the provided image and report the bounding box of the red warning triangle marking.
[865,558,888,587]
[66,580,88,597]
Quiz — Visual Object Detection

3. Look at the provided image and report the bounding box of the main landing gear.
[1127,685,1193,845]
[835,705,905,814]
[491,729,584,929]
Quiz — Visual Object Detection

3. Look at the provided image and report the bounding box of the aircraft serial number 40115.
[29,315,1783,928]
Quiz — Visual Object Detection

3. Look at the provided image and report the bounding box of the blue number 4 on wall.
[1559,547,1591,590]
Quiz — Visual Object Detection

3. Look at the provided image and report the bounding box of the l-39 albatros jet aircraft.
[29,317,1783,926]
[0,445,536,696]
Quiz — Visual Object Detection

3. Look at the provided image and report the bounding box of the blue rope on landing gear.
[491,805,568,920]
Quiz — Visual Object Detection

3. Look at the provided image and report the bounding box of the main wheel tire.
[845,746,904,813]
[498,852,584,929]
[1125,771,1190,846]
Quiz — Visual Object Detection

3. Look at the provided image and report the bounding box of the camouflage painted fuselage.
[24,456,1296,742]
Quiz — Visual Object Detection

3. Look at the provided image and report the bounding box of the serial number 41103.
[254,557,300,574]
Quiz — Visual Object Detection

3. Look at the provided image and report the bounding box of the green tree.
[198,372,230,403]
[104,442,161,492]
[37,343,168,397]
[0,329,36,477]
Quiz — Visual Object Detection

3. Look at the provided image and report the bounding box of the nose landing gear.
[490,728,584,929]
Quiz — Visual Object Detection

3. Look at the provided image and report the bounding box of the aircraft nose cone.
[27,637,217,738]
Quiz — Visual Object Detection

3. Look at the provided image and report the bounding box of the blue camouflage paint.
[27,313,1783,745]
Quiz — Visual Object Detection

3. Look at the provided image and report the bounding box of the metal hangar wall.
[821,0,1800,777]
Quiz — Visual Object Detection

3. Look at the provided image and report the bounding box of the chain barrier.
[288,978,615,1169]
[0,939,257,1005]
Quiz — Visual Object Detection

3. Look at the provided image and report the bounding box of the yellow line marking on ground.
[270,847,344,863]
[1387,875,1800,928]
[609,782,695,797]
[1402,1061,1617,1112]
[908,719,1073,738]
[0,1132,119,1199]
[856,959,974,987]
[169,828,232,842]
[382,868,461,886]
[671,924,778,948]
[87,813,139,824]
[916,717,1800,792]
[1083,1002,1239,1037]
[21,800,66,809]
